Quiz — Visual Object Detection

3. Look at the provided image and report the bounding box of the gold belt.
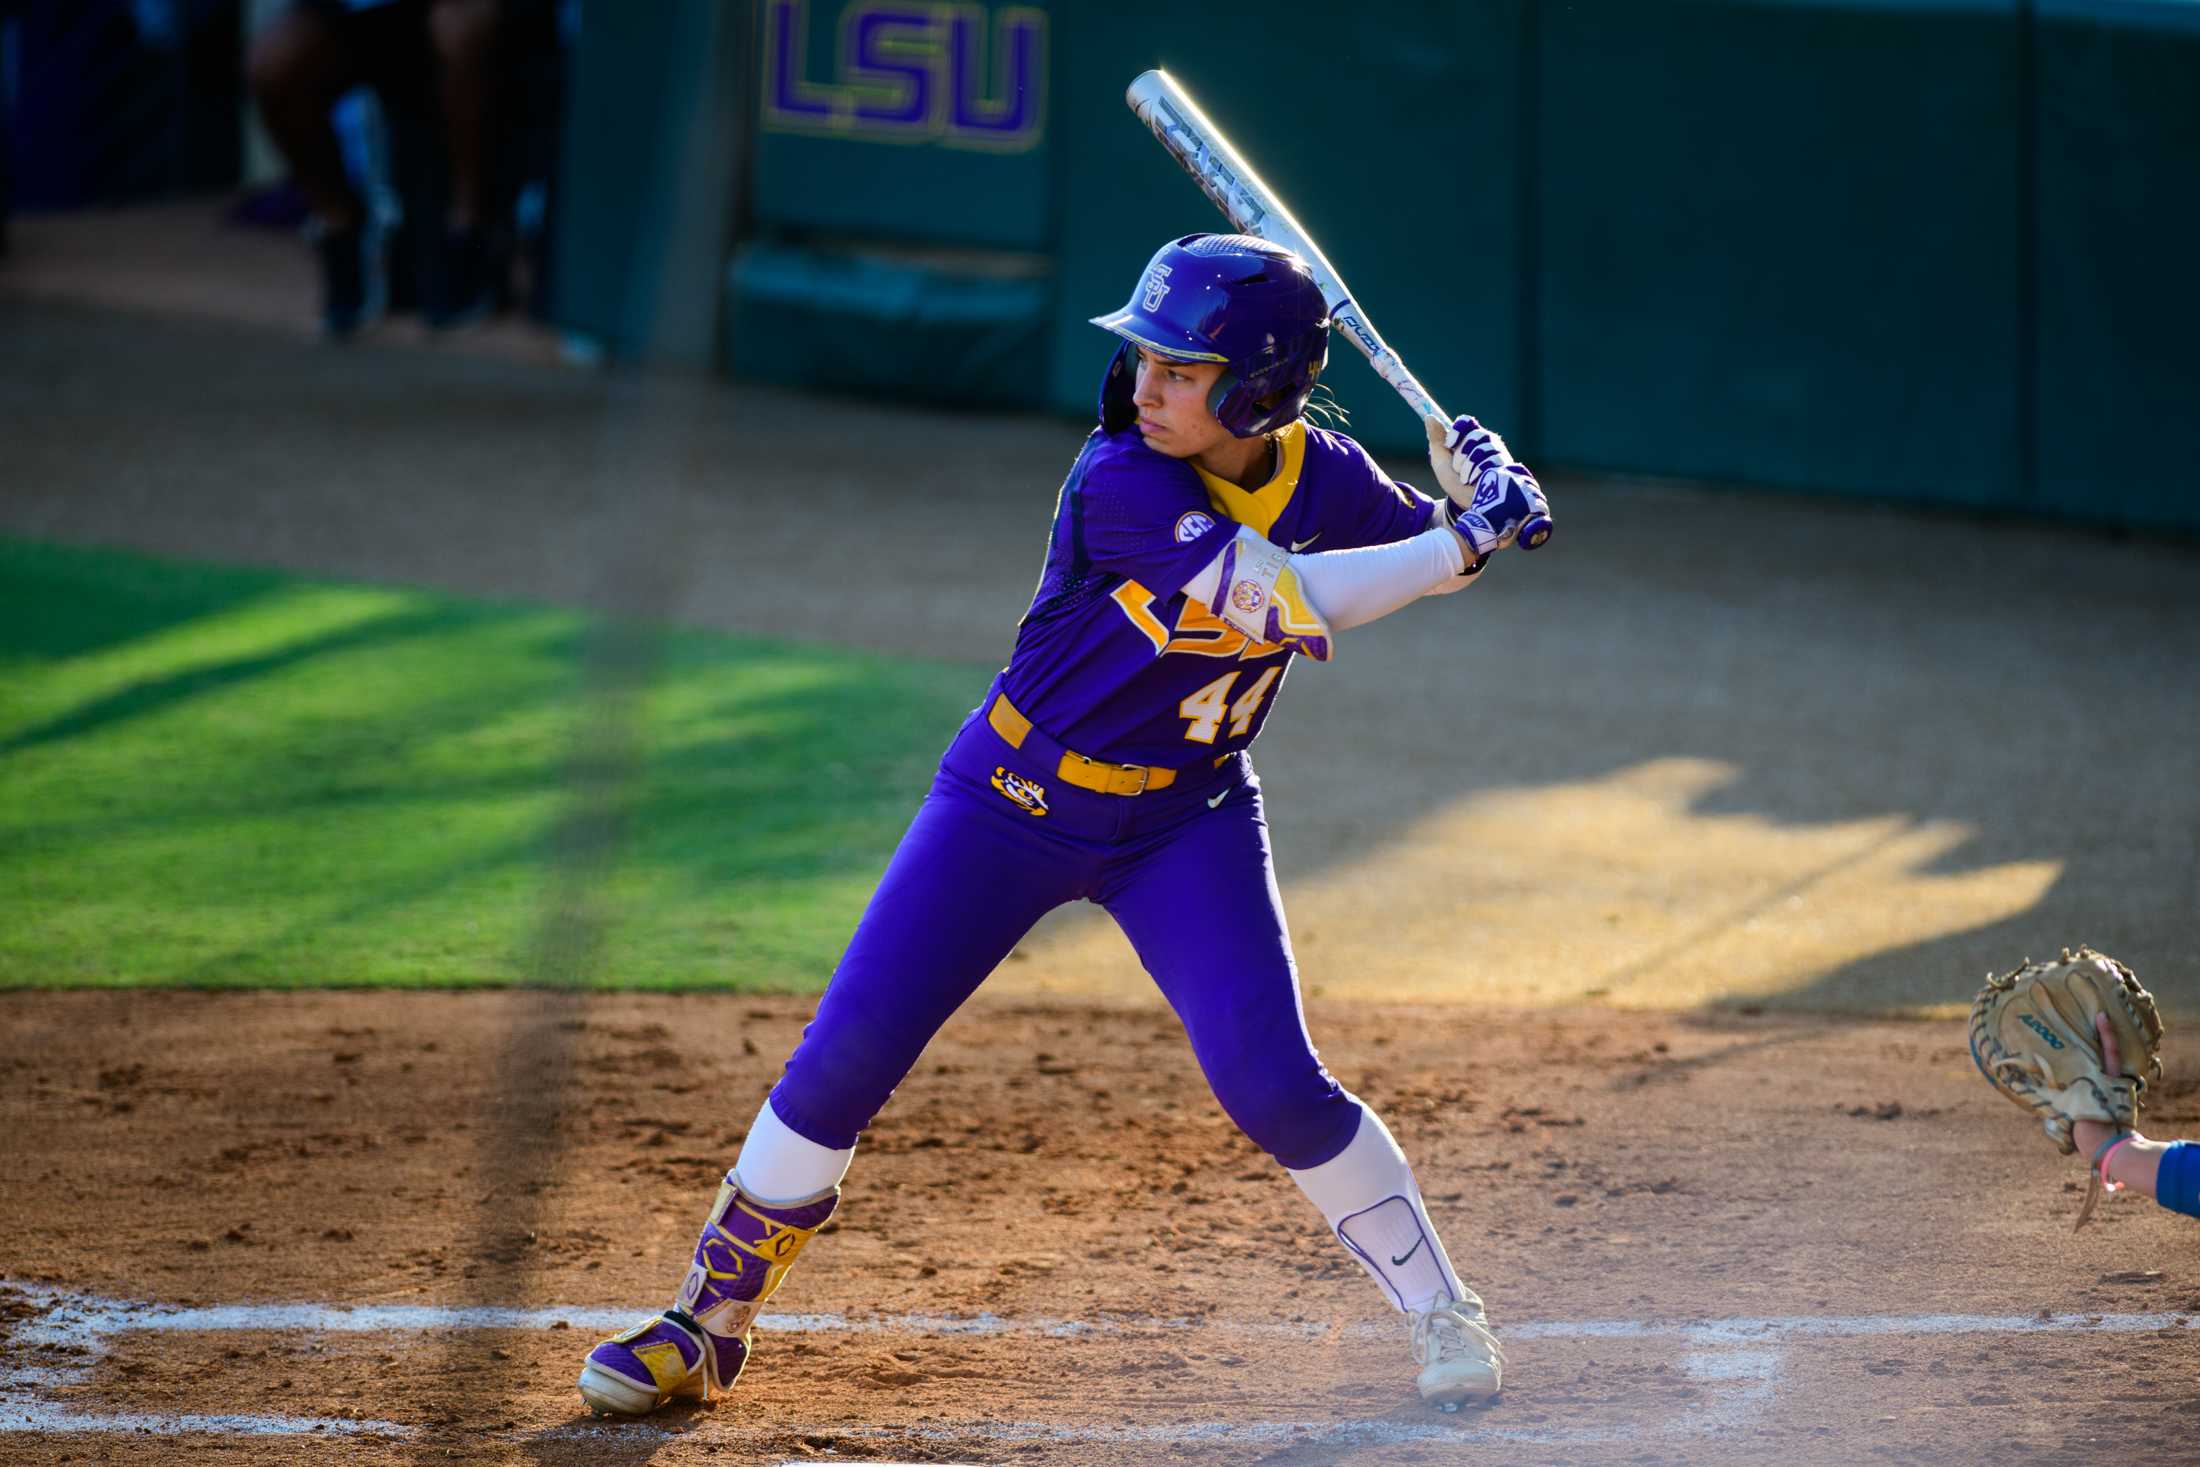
[987,692,1181,796]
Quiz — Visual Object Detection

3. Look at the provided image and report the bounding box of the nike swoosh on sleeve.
[1289,533,1322,552]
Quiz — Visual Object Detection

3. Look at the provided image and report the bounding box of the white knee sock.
[732,1096,854,1204]
[1286,1106,1468,1314]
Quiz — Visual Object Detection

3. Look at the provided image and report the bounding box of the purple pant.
[768,687,1363,1170]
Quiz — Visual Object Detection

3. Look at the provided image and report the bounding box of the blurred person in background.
[0,0,19,258]
[247,0,499,335]
[1,78,11,261]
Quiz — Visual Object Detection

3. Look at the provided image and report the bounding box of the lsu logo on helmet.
[1141,262,1174,313]
[990,766,1049,817]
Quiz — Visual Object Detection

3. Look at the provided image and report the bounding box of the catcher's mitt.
[1969,946,2164,1228]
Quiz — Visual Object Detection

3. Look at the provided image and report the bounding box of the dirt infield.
[5,989,2200,1465]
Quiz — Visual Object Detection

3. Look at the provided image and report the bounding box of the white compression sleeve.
[733,1095,855,1204]
[1295,527,1471,629]
[1183,526,1471,634]
[1287,1107,1468,1314]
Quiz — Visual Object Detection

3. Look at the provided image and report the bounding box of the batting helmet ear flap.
[1098,338,1138,433]
[1207,334,1326,437]
[1205,372,1240,426]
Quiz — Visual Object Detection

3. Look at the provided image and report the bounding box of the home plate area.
[6,1285,2196,1462]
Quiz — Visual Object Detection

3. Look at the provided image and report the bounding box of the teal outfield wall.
[558,0,2197,532]
[2032,0,2200,529]
[1531,0,2198,531]
[1536,0,2026,509]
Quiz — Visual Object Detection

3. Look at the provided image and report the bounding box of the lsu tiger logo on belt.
[991,766,1049,816]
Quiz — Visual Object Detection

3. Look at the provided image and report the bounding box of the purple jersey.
[1000,420,1439,767]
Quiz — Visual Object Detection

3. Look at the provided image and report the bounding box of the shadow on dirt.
[5,299,2195,1017]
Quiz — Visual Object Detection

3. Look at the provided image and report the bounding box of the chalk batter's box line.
[10,1287,2197,1341]
[3,1288,2193,1446]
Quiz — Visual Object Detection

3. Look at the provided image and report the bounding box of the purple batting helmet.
[1093,233,1330,438]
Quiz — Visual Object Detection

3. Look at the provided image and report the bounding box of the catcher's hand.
[1968,946,2165,1227]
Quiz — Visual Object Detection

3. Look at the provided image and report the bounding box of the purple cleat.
[578,1172,838,1417]
[576,1307,727,1416]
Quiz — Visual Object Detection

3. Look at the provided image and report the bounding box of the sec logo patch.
[1174,511,1217,544]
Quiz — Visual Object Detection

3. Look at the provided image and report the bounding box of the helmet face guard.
[1093,234,1331,439]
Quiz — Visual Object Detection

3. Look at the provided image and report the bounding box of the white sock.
[731,1096,854,1204]
[1286,1107,1468,1314]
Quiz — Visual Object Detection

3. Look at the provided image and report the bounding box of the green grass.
[0,538,991,989]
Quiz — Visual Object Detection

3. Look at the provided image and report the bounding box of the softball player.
[579,233,1551,1418]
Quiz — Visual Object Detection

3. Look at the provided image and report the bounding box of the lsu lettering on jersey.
[1000,420,1440,768]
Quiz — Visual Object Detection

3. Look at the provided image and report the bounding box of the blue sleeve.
[2156,1140,2200,1220]
[1310,428,1443,549]
[1072,434,1235,601]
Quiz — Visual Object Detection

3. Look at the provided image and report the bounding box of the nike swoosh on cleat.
[1290,533,1322,552]
[1391,1239,1424,1267]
